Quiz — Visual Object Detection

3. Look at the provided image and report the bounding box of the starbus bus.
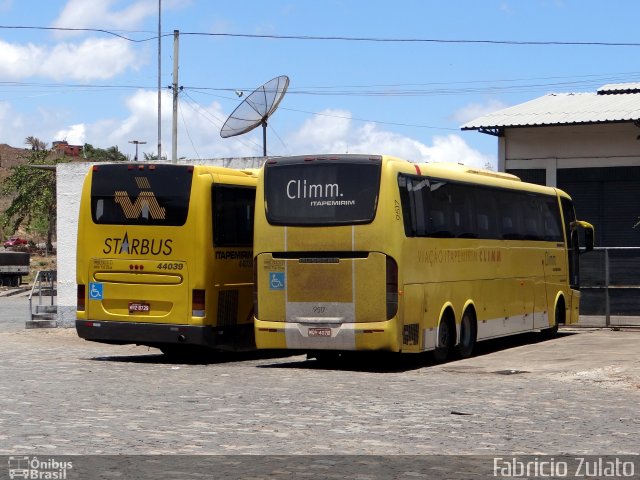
[76,163,257,355]
[253,154,594,360]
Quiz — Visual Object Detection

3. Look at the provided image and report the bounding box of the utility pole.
[157,0,162,161]
[129,140,147,161]
[171,29,179,164]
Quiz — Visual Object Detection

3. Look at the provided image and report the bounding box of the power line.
[182,32,640,48]
[181,91,264,154]
[0,25,163,42]
[2,25,640,47]
[185,89,457,131]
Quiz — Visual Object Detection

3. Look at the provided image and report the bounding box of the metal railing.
[28,270,57,321]
[580,247,640,326]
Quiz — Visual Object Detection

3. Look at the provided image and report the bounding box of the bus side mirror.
[573,220,594,253]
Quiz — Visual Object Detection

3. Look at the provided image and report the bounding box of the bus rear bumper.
[76,319,253,351]
[254,318,400,352]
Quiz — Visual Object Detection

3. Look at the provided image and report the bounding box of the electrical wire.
[2,25,640,48]
[181,90,264,155]
[178,92,201,160]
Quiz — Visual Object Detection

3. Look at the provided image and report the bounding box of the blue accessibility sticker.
[269,272,285,290]
[89,282,103,300]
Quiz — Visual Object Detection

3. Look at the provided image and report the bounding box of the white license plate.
[129,302,150,314]
[308,327,331,337]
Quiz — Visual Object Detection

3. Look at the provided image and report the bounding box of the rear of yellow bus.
[254,155,403,352]
[76,163,255,352]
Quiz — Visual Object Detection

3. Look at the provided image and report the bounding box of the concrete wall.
[501,123,640,185]
[56,157,266,327]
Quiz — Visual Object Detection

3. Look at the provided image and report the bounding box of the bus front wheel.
[542,300,563,339]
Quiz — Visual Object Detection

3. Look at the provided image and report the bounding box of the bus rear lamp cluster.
[192,289,205,317]
[77,284,86,311]
[386,256,399,320]
[129,264,145,271]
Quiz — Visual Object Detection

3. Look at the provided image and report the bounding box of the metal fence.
[580,247,640,326]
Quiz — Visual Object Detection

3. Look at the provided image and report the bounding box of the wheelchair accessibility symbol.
[269,272,285,290]
[89,282,103,300]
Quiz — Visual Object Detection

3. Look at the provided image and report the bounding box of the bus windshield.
[91,164,193,226]
[264,156,382,226]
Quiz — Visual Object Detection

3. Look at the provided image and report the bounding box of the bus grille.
[217,290,238,326]
[403,324,419,346]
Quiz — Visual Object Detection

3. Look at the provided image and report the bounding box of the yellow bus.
[253,154,594,360]
[76,163,257,355]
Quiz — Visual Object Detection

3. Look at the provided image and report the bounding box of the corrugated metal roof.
[461,86,640,130]
[598,83,640,94]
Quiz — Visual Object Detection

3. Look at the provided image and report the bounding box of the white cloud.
[0,102,26,141]
[452,99,509,125]
[14,95,491,169]
[52,0,156,32]
[282,109,493,168]
[83,90,259,159]
[55,124,86,145]
[0,37,138,81]
[51,0,189,34]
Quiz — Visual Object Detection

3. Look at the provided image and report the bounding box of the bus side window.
[498,190,520,240]
[475,188,498,239]
[212,185,255,247]
[541,197,563,242]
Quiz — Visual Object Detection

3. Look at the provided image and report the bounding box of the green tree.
[143,151,168,161]
[1,140,57,252]
[83,143,129,162]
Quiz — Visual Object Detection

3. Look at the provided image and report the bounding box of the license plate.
[129,302,150,314]
[308,327,331,337]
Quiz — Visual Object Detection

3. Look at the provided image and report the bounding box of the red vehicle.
[3,236,28,248]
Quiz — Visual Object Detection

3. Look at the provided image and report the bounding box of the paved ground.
[0,294,31,331]
[0,295,638,458]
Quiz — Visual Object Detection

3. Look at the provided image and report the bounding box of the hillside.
[0,143,31,218]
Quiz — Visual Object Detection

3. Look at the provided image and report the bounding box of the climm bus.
[253,154,594,360]
[76,163,257,355]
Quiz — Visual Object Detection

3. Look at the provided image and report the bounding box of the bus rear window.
[264,156,382,226]
[91,164,193,226]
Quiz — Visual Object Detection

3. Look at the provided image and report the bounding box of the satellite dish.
[220,75,290,156]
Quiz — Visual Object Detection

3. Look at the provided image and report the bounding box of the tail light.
[77,284,86,311]
[386,256,398,320]
[192,289,205,317]
[253,260,259,319]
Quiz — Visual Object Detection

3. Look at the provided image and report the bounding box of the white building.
[462,83,640,248]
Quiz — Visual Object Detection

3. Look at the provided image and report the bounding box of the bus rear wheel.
[457,310,476,358]
[433,316,454,362]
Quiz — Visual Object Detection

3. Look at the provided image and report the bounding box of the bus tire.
[543,298,564,339]
[457,309,477,358]
[433,314,455,363]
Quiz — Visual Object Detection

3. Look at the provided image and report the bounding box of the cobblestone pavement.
[0,326,638,456]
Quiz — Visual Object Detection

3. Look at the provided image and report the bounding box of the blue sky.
[1,0,639,167]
